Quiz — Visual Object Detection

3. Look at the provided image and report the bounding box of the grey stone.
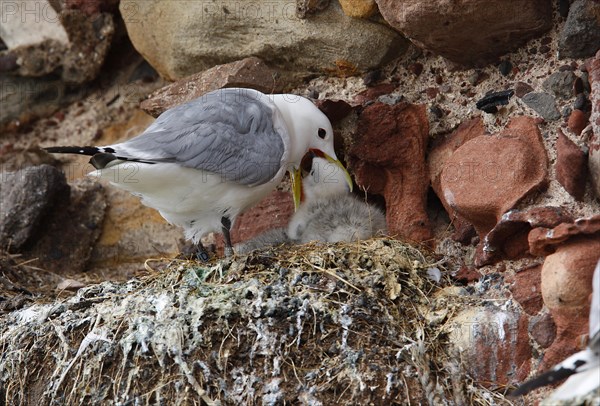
[22,177,107,274]
[0,75,75,127]
[558,0,600,59]
[0,165,69,250]
[542,71,576,99]
[521,92,561,121]
[119,0,408,81]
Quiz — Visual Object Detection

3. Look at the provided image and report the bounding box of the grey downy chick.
[234,227,289,255]
[288,156,387,244]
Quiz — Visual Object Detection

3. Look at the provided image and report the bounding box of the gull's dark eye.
[318,128,327,139]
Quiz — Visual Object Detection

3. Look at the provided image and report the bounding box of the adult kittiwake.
[45,88,351,258]
[511,259,600,401]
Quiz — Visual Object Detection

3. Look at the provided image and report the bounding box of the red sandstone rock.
[529,214,600,256]
[507,264,544,315]
[555,129,588,201]
[440,116,549,237]
[375,0,552,67]
[449,307,532,386]
[429,118,487,203]
[586,50,600,199]
[428,118,486,243]
[475,206,573,266]
[568,109,589,136]
[140,57,285,117]
[539,238,600,369]
[348,102,431,243]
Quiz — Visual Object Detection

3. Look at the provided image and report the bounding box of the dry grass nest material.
[0,238,512,405]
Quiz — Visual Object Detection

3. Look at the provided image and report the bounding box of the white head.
[271,94,352,209]
[271,94,336,165]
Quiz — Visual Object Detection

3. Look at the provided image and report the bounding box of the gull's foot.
[177,240,212,262]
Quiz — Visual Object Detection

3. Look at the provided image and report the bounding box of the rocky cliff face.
[1,0,599,404]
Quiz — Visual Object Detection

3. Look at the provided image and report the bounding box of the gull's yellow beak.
[290,149,353,211]
[291,166,303,211]
[320,151,353,194]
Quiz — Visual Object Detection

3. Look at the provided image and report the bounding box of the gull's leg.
[221,216,234,257]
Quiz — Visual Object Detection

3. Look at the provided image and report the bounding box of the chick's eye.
[318,128,327,139]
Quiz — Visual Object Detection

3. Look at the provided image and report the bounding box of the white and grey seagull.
[45,88,351,258]
[511,259,600,401]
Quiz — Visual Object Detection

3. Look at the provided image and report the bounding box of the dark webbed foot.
[178,241,211,262]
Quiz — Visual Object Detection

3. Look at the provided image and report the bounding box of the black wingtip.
[89,153,118,170]
[45,146,101,156]
[509,367,577,397]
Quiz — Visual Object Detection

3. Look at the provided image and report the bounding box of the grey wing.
[116,88,287,186]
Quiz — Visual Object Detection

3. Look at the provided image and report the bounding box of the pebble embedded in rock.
[528,215,600,257]
[21,177,107,274]
[119,0,407,81]
[573,93,591,112]
[476,206,573,266]
[521,92,561,121]
[363,69,382,86]
[558,0,570,17]
[586,51,600,199]
[316,99,354,123]
[573,76,584,95]
[475,89,514,113]
[542,71,577,99]
[498,60,512,76]
[515,81,534,98]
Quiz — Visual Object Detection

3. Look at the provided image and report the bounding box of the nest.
[0,239,512,405]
